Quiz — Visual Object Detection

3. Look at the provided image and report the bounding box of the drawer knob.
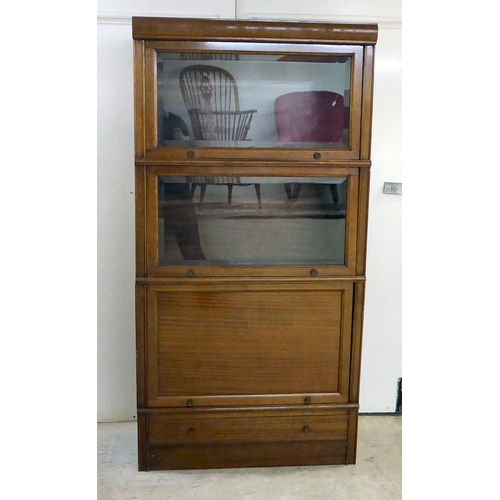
[187,399,194,407]
[304,396,312,404]
[310,269,318,276]
[187,269,195,277]
[303,425,312,433]
[187,150,195,158]
[188,428,195,436]
[313,152,321,159]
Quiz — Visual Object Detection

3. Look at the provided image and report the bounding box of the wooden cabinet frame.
[132,16,377,471]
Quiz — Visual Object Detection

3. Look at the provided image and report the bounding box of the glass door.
[148,171,359,276]
[143,43,364,161]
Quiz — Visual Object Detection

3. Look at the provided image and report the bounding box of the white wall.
[97,0,402,421]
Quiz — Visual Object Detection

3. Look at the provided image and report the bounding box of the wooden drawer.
[142,407,351,469]
[148,408,349,444]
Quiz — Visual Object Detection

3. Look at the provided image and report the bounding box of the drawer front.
[148,408,348,444]
[143,408,350,470]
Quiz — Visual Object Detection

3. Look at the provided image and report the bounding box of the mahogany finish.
[132,16,377,471]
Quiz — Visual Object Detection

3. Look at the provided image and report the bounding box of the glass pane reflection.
[157,53,351,149]
[158,177,347,266]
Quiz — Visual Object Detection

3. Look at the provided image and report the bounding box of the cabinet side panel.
[360,46,375,160]
[137,413,148,471]
[346,407,359,464]
[135,165,147,277]
[135,284,147,407]
[350,281,366,403]
[356,168,371,275]
[133,40,146,158]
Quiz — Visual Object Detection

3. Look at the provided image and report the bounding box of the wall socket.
[383,182,402,195]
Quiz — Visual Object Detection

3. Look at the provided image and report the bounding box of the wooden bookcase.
[132,16,377,470]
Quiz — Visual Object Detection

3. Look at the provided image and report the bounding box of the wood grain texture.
[132,17,378,45]
[133,40,145,158]
[144,406,349,470]
[135,284,147,407]
[349,282,366,403]
[148,411,348,444]
[356,168,371,275]
[132,17,377,470]
[148,440,347,470]
[134,165,146,277]
[137,413,148,471]
[346,407,359,464]
[360,46,376,160]
[145,282,353,407]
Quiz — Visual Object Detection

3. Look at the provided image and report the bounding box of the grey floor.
[98,415,401,500]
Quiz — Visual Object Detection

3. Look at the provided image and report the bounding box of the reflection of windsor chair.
[274,91,345,203]
[179,64,257,141]
[179,65,261,208]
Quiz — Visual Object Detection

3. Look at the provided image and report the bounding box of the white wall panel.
[97,1,402,420]
[97,0,236,22]
[359,26,402,412]
[236,0,401,26]
[97,23,137,422]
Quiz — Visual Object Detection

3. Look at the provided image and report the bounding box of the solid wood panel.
[356,168,371,275]
[135,284,147,407]
[346,407,359,464]
[157,290,342,395]
[148,440,347,470]
[361,46,376,160]
[133,40,145,158]
[135,158,371,169]
[145,147,360,163]
[349,282,366,403]
[132,17,378,45]
[146,281,353,406]
[134,165,146,277]
[137,413,148,471]
[144,47,157,151]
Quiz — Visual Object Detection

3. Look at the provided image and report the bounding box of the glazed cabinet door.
[136,41,365,162]
[142,280,354,408]
[142,168,360,277]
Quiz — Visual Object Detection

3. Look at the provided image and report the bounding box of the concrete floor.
[98,415,401,500]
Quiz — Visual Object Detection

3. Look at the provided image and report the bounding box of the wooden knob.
[304,396,311,404]
[188,428,195,436]
[187,399,194,407]
[187,270,195,277]
[303,425,311,433]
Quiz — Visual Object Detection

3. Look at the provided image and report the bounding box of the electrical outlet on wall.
[383,182,402,195]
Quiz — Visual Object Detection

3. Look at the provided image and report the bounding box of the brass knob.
[187,399,194,407]
[313,152,321,159]
[188,428,195,436]
[304,396,311,404]
[187,270,195,277]
[187,150,195,158]
[310,269,318,276]
[303,425,311,433]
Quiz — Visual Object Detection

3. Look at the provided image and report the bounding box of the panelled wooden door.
[145,281,354,407]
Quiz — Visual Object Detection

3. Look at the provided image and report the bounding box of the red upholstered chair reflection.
[274,90,344,144]
[274,91,345,203]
